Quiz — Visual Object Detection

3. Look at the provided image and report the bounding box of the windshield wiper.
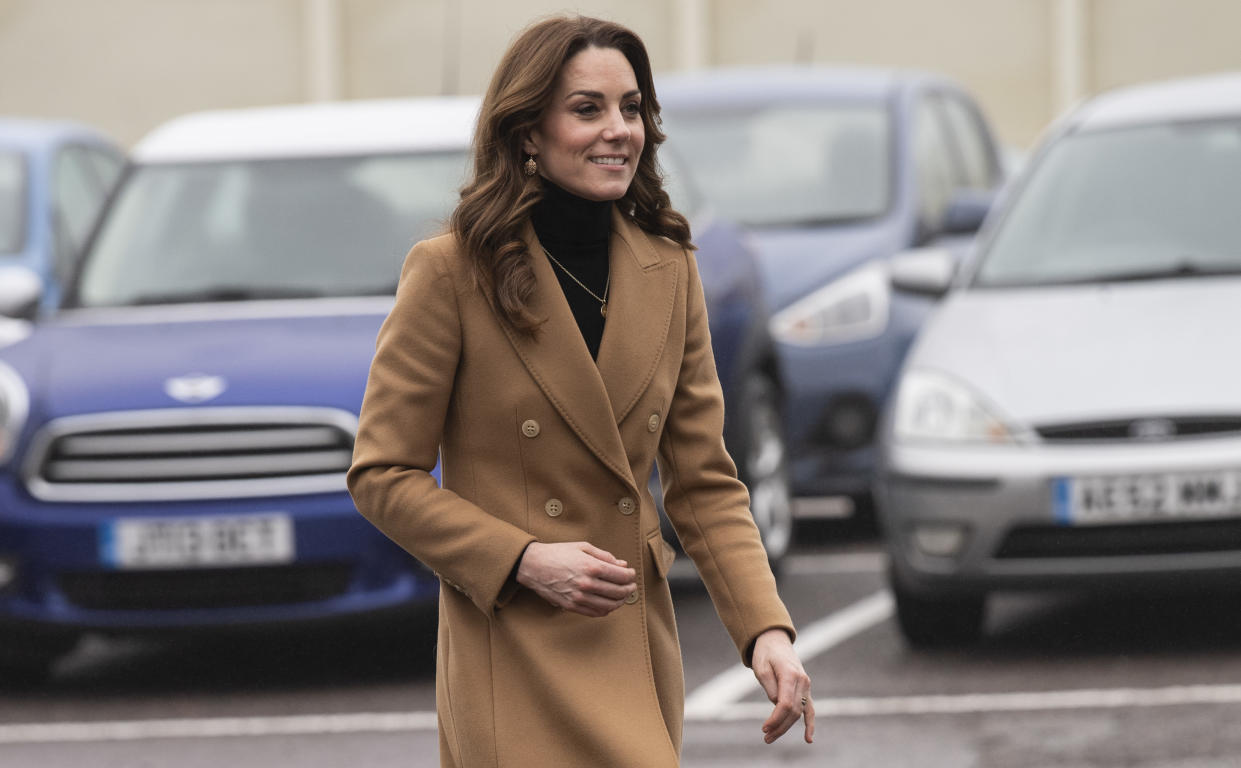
[746,213,879,229]
[1072,258,1241,285]
[336,284,399,297]
[127,286,326,306]
[977,257,1241,289]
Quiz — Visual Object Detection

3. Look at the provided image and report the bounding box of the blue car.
[0,97,785,681]
[0,118,125,314]
[659,67,1005,516]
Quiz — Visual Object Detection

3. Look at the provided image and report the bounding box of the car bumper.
[877,436,1241,595]
[0,484,438,633]
[777,335,906,500]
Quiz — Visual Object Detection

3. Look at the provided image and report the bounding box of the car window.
[75,151,469,307]
[912,96,958,232]
[84,146,126,190]
[976,119,1241,286]
[938,94,997,189]
[0,151,24,253]
[55,147,115,281]
[663,104,890,228]
[658,145,703,219]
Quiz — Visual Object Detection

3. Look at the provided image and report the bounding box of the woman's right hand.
[516,541,637,617]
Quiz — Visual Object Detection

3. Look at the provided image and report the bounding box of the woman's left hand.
[751,628,814,744]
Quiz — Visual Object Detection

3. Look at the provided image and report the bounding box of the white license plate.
[1053,470,1241,525]
[102,514,295,569]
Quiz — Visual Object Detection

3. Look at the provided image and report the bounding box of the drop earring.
[524,155,538,176]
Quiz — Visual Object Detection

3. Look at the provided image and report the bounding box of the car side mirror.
[941,188,995,235]
[890,247,955,297]
[0,265,44,320]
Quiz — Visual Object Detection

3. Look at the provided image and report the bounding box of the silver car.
[876,72,1241,646]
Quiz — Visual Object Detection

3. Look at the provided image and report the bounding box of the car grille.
[57,563,354,611]
[1036,416,1241,442]
[24,407,357,502]
[995,519,1241,559]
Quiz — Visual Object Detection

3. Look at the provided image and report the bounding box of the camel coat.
[348,209,795,768]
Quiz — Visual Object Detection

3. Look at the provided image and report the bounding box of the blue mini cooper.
[0,97,784,682]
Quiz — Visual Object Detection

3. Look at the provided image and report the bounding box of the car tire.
[0,633,75,688]
[0,659,53,688]
[737,374,794,572]
[891,572,985,648]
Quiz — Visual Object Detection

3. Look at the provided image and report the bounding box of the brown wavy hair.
[450,15,693,335]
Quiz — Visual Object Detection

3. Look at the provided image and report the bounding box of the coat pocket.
[647,532,677,580]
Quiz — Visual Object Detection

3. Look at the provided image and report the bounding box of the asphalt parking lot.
[5,520,1241,767]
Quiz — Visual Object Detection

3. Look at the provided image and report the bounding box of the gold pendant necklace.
[541,246,609,317]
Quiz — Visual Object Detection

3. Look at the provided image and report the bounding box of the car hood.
[10,300,391,420]
[909,277,1241,426]
[748,223,899,309]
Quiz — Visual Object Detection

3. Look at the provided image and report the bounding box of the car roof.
[0,117,118,153]
[1073,71,1241,132]
[656,66,946,109]
[133,96,481,163]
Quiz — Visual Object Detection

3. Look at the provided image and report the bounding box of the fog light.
[912,523,969,558]
[0,557,15,590]
[820,393,878,450]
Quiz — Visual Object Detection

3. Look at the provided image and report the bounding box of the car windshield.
[0,151,25,254]
[976,119,1241,287]
[74,151,468,307]
[663,104,890,228]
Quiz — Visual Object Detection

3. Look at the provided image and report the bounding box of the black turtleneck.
[531,179,612,360]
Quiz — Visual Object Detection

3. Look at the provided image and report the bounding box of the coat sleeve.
[656,249,796,666]
[347,238,537,617]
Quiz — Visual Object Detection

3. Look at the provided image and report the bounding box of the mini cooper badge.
[164,373,228,404]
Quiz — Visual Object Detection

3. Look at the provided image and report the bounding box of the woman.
[349,15,814,767]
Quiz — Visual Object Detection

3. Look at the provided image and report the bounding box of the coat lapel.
[596,209,679,424]
[499,222,632,489]
[498,212,678,492]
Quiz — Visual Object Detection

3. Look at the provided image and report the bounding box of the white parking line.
[0,711,438,745]
[10,683,1241,745]
[11,576,1240,747]
[683,591,894,719]
[705,684,1241,720]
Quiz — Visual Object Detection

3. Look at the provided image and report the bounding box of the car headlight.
[0,360,29,464]
[892,369,1015,444]
[768,261,889,346]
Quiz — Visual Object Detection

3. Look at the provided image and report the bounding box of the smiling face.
[524,46,646,202]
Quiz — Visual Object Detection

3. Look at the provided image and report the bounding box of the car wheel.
[738,374,794,570]
[0,633,75,688]
[0,657,56,688]
[891,573,985,648]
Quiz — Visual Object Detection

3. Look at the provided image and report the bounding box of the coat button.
[521,419,540,438]
[624,590,639,604]
[647,413,660,432]
[544,498,563,517]
[617,496,635,515]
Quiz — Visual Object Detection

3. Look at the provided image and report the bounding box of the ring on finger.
[800,696,808,707]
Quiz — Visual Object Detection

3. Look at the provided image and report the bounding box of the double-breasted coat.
[348,208,795,768]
